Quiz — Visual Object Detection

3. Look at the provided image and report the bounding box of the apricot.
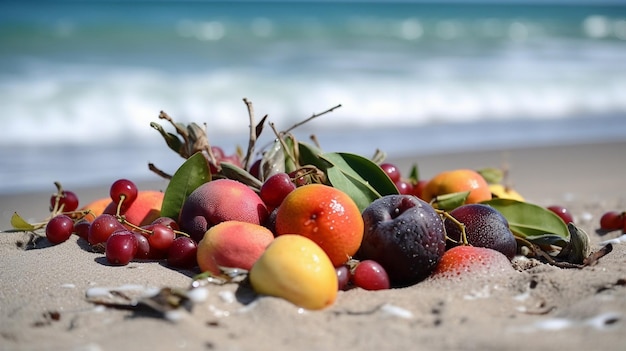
[79,197,111,222]
[103,190,164,227]
[249,234,338,310]
[179,179,269,242]
[196,220,274,276]
[274,184,364,267]
[422,169,491,205]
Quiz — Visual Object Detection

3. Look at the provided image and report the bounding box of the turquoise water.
[1,1,625,193]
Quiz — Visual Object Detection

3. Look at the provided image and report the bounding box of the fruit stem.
[50,181,66,214]
[115,195,126,217]
[438,210,469,246]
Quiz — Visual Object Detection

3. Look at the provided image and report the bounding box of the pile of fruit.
[9,104,621,311]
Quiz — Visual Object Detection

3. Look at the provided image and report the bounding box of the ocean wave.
[1,60,625,147]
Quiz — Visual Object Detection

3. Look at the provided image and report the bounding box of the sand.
[1,140,625,351]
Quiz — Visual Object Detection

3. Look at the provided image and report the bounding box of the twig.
[283,104,342,134]
[148,163,172,180]
[242,98,264,170]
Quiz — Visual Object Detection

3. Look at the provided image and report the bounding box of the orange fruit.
[79,197,111,222]
[274,184,364,267]
[102,190,164,227]
[422,169,491,205]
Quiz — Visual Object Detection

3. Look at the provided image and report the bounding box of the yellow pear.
[249,234,338,310]
[489,184,525,202]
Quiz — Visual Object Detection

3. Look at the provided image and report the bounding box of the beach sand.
[1,140,625,351]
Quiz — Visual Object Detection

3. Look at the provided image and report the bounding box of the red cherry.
[352,260,390,291]
[600,211,624,231]
[380,163,401,183]
[547,205,574,224]
[109,179,138,207]
[50,190,79,212]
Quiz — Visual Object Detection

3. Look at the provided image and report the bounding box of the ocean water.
[1,0,626,194]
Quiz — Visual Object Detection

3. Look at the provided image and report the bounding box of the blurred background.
[1,0,625,194]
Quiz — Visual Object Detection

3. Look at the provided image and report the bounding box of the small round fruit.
[105,230,138,266]
[148,224,176,251]
[132,232,151,260]
[395,179,413,195]
[88,214,125,245]
[109,179,138,206]
[358,194,446,286]
[249,235,338,310]
[336,265,351,291]
[380,163,401,183]
[422,169,491,204]
[547,205,574,224]
[259,172,296,208]
[73,219,91,240]
[600,211,624,231]
[151,216,180,231]
[275,184,364,267]
[444,204,517,259]
[411,179,428,200]
[50,190,79,212]
[352,260,390,291]
[167,236,198,269]
[45,214,75,245]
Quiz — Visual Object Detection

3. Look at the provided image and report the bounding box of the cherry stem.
[115,195,126,217]
[112,214,190,238]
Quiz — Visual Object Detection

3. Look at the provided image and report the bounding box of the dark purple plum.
[444,204,517,259]
[357,195,446,287]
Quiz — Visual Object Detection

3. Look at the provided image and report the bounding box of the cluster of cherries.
[45,180,197,268]
[379,163,426,198]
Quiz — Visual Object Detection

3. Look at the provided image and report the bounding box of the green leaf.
[297,141,327,170]
[219,162,263,190]
[432,191,469,211]
[320,152,399,212]
[408,164,420,183]
[160,152,211,220]
[481,198,570,242]
[282,134,299,174]
[323,153,398,195]
[325,166,382,212]
[477,167,504,185]
[150,122,184,155]
[10,212,36,231]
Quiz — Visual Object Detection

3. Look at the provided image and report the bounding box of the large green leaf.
[297,141,329,170]
[160,152,211,220]
[481,198,570,242]
[325,166,382,212]
[319,152,398,212]
[321,152,398,196]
